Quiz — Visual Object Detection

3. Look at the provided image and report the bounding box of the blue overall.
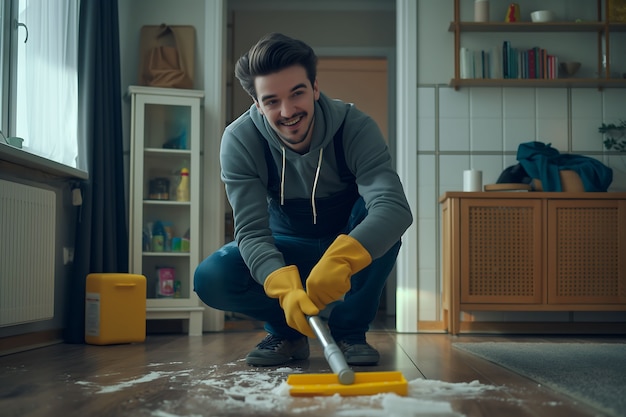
[194,122,401,342]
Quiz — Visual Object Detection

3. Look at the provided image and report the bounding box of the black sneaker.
[245,333,310,366]
[338,339,380,365]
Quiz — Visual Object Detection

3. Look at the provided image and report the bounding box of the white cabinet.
[128,86,204,335]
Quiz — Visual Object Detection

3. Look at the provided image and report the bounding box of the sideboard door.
[460,199,543,304]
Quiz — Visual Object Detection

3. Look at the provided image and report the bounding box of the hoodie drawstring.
[280,146,286,205]
[278,146,324,226]
[311,148,324,225]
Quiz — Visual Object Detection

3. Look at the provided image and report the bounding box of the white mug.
[463,169,483,192]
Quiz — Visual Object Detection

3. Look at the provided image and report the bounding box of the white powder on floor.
[75,363,499,417]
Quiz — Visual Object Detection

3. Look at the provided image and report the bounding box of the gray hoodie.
[220,92,413,285]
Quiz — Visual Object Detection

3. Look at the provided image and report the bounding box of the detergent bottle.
[176,168,190,202]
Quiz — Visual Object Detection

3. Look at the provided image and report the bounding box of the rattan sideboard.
[440,192,626,335]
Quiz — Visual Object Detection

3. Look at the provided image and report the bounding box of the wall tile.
[470,88,502,118]
[471,154,504,186]
[470,118,503,151]
[439,118,470,151]
[418,87,437,151]
[418,155,436,187]
[418,219,436,269]
[572,118,603,152]
[418,86,436,119]
[418,117,436,151]
[536,88,567,119]
[439,87,469,119]
[571,89,602,119]
[504,154,518,167]
[504,118,536,151]
[503,88,535,119]
[536,118,568,150]
[439,155,469,193]
[571,89,603,152]
[417,155,437,220]
[418,185,437,218]
[603,89,626,121]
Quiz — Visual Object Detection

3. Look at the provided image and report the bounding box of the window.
[1,0,83,173]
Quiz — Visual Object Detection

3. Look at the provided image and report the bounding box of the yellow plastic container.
[85,273,147,345]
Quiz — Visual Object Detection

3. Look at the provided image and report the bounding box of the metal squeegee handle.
[308,315,355,385]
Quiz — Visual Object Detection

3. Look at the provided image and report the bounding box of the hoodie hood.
[248,93,350,224]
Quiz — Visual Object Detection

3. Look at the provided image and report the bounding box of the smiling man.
[255,72,318,152]
[194,33,412,367]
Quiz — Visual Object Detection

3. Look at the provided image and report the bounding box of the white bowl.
[530,10,555,22]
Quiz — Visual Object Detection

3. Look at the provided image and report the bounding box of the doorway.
[317,57,389,143]
[316,55,396,317]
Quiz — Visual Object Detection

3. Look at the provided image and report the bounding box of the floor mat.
[453,342,626,417]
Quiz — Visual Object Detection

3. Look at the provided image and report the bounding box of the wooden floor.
[0,317,622,417]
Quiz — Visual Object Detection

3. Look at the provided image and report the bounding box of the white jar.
[474,0,489,22]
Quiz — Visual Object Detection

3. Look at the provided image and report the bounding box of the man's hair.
[234,33,318,100]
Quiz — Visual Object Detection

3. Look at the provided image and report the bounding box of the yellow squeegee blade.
[287,371,408,397]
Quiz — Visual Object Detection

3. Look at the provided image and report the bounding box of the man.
[194,33,412,367]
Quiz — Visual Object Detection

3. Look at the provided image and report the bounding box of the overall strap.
[262,136,281,195]
[332,117,354,183]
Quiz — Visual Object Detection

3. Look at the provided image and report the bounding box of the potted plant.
[599,120,626,191]
[599,120,626,152]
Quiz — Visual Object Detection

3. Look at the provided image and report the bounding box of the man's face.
[254,65,320,154]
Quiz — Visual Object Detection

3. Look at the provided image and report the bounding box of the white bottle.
[474,0,489,22]
[176,168,190,202]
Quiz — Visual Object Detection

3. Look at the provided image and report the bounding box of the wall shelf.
[450,77,626,89]
[448,21,607,32]
[450,0,626,89]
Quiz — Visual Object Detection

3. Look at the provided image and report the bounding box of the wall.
[415,0,626,325]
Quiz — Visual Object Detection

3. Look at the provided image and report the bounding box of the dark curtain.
[64,0,128,343]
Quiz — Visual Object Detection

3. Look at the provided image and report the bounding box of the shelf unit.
[449,0,626,89]
[128,86,205,336]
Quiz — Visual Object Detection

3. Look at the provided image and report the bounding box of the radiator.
[0,179,56,327]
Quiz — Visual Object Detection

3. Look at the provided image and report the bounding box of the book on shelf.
[458,41,560,80]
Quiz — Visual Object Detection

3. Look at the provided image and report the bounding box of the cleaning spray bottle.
[176,168,190,202]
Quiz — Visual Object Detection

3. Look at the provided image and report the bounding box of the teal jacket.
[517,141,613,192]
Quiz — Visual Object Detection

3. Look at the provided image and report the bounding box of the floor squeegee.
[287,316,408,397]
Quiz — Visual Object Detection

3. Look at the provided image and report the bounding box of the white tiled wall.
[423,86,626,191]
[416,85,626,323]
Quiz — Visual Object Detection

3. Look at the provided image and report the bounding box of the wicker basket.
[532,170,584,192]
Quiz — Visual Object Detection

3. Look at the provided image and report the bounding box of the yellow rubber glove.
[263,265,319,338]
[306,234,372,310]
